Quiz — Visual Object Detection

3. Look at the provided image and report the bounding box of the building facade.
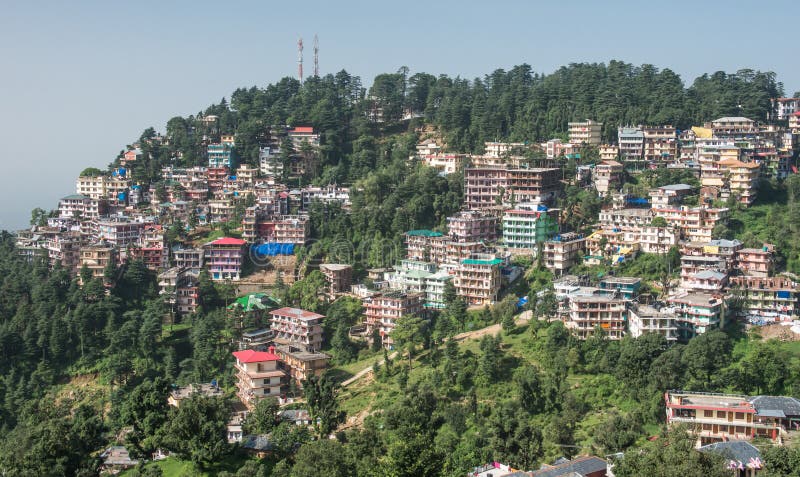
[232,349,286,409]
[269,307,325,351]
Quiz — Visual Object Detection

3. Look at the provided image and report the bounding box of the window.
[717,411,726,419]
[704,410,713,418]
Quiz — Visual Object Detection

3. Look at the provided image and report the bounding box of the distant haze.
[2,0,798,230]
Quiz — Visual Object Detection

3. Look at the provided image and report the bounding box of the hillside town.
[12,99,800,474]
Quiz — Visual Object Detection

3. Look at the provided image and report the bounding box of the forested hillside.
[1,61,798,476]
[128,61,782,184]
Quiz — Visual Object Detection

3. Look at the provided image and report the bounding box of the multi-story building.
[735,246,774,277]
[637,225,680,254]
[680,239,742,272]
[76,175,109,200]
[593,160,623,196]
[131,224,168,270]
[389,260,435,294]
[711,116,757,140]
[598,276,641,300]
[774,97,800,120]
[158,267,201,316]
[565,295,627,340]
[79,243,117,283]
[208,198,234,223]
[235,165,259,186]
[203,237,245,281]
[501,205,559,249]
[97,220,143,248]
[483,142,527,158]
[259,146,282,177]
[683,269,728,293]
[286,127,320,177]
[790,111,800,134]
[464,167,561,211]
[665,390,800,445]
[447,210,498,242]
[58,194,105,220]
[242,206,258,242]
[716,158,760,205]
[404,230,444,262]
[678,128,700,163]
[424,270,452,309]
[232,349,286,409]
[44,230,84,273]
[420,153,466,174]
[174,247,204,269]
[652,206,730,242]
[728,275,798,320]
[363,291,425,349]
[453,256,502,306]
[568,119,603,146]
[542,232,586,275]
[273,344,330,386]
[666,292,724,340]
[288,126,320,149]
[643,125,677,162]
[544,138,578,159]
[208,142,236,168]
[601,205,653,228]
[207,167,229,194]
[618,126,644,161]
[121,147,142,166]
[628,303,678,341]
[252,215,309,245]
[319,264,353,295]
[649,184,694,209]
[269,307,325,351]
[300,186,351,211]
[273,216,309,245]
[599,144,619,161]
[105,174,131,206]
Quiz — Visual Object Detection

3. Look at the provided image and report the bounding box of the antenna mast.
[297,37,304,83]
[313,34,319,77]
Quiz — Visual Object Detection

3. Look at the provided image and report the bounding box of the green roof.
[405,229,443,237]
[228,293,281,312]
[61,194,91,200]
[462,258,503,266]
[405,270,432,279]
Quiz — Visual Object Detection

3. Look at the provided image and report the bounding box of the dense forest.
[128,61,783,183]
[1,61,799,476]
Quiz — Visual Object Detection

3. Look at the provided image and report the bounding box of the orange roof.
[717,158,759,169]
[290,126,314,134]
[232,349,279,363]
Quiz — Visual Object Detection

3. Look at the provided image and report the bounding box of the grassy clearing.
[121,453,260,477]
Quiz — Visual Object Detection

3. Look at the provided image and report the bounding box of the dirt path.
[340,311,531,388]
[340,351,399,387]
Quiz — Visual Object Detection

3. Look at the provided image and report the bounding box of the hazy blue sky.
[1,0,798,230]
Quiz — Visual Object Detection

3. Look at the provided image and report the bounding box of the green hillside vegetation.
[2,61,800,475]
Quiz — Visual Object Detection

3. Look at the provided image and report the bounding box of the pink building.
[736,246,775,277]
[363,291,424,349]
[446,210,498,242]
[203,237,246,281]
[269,307,325,351]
